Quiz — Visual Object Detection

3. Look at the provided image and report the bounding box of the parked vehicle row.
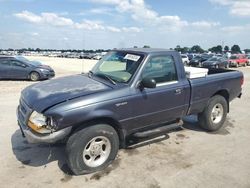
[184,53,250,69]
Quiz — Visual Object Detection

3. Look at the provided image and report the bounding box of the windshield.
[91,51,144,83]
[207,57,218,61]
[15,56,42,66]
[15,56,30,62]
[230,56,238,60]
[27,61,42,66]
[193,56,201,60]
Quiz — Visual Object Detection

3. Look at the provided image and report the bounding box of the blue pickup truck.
[17,48,243,175]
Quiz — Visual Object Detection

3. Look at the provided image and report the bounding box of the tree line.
[1,45,250,54]
[173,44,249,54]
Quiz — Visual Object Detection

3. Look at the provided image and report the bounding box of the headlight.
[39,68,49,72]
[28,111,53,134]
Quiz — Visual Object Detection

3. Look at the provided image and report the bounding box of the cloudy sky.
[0,0,250,50]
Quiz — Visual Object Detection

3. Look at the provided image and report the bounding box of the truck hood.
[21,74,111,112]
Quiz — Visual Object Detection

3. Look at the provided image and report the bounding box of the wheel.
[66,124,119,175]
[30,71,40,81]
[198,95,228,131]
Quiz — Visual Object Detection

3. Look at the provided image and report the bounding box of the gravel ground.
[0,56,250,188]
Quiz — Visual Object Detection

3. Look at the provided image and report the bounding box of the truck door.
[0,59,12,79]
[129,55,189,130]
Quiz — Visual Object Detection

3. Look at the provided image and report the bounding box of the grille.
[18,98,32,127]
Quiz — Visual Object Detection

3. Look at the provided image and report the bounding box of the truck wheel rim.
[211,103,223,124]
[83,136,111,168]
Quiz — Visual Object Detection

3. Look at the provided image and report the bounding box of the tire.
[198,95,228,131]
[66,124,119,175]
[30,71,40,81]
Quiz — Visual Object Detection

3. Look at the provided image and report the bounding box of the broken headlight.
[28,111,55,134]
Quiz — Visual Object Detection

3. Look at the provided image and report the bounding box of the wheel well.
[213,90,229,112]
[70,117,126,148]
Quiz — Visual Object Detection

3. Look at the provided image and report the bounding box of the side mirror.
[141,77,156,89]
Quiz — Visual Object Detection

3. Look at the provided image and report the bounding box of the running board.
[127,120,183,146]
[133,123,181,138]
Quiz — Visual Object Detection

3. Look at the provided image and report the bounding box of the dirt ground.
[0,56,250,188]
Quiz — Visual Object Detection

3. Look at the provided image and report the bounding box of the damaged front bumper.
[17,102,72,144]
[18,120,72,144]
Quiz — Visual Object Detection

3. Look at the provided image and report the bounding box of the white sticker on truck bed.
[124,54,140,62]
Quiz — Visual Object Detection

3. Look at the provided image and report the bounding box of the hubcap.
[83,136,111,168]
[31,73,38,81]
[211,103,224,124]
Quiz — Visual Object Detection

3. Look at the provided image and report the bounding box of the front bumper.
[40,72,55,79]
[17,100,71,144]
[229,62,237,66]
[18,120,71,144]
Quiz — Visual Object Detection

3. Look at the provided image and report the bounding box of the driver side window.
[142,55,178,85]
[11,60,26,67]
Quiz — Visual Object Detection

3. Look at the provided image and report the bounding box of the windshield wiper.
[95,73,117,85]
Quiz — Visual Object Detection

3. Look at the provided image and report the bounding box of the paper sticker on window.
[124,54,140,62]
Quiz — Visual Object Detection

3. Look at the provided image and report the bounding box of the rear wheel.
[30,71,40,81]
[198,95,228,131]
[66,124,119,175]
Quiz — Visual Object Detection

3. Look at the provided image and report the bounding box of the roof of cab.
[115,48,175,54]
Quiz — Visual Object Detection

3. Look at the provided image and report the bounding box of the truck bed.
[187,68,243,115]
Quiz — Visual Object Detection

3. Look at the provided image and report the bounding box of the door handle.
[175,88,182,94]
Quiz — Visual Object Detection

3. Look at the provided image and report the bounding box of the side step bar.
[133,123,181,138]
[127,120,183,147]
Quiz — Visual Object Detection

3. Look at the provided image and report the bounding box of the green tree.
[224,45,229,52]
[191,45,204,53]
[231,45,241,54]
[209,45,222,53]
[143,45,150,48]
[174,45,181,52]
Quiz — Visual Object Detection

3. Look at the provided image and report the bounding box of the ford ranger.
[17,48,243,175]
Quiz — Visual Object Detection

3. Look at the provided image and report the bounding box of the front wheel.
[30,71,40,81]
[66,124,119,175]
[198,95,228,131]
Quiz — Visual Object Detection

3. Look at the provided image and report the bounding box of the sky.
[0,0,250,50]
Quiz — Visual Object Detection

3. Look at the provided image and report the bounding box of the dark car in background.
[0,56,55,81]
[189,54,213,67]
[202,57,229,69]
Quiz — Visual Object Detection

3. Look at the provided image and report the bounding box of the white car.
[181,54,189,65]
[247,56,250,66]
